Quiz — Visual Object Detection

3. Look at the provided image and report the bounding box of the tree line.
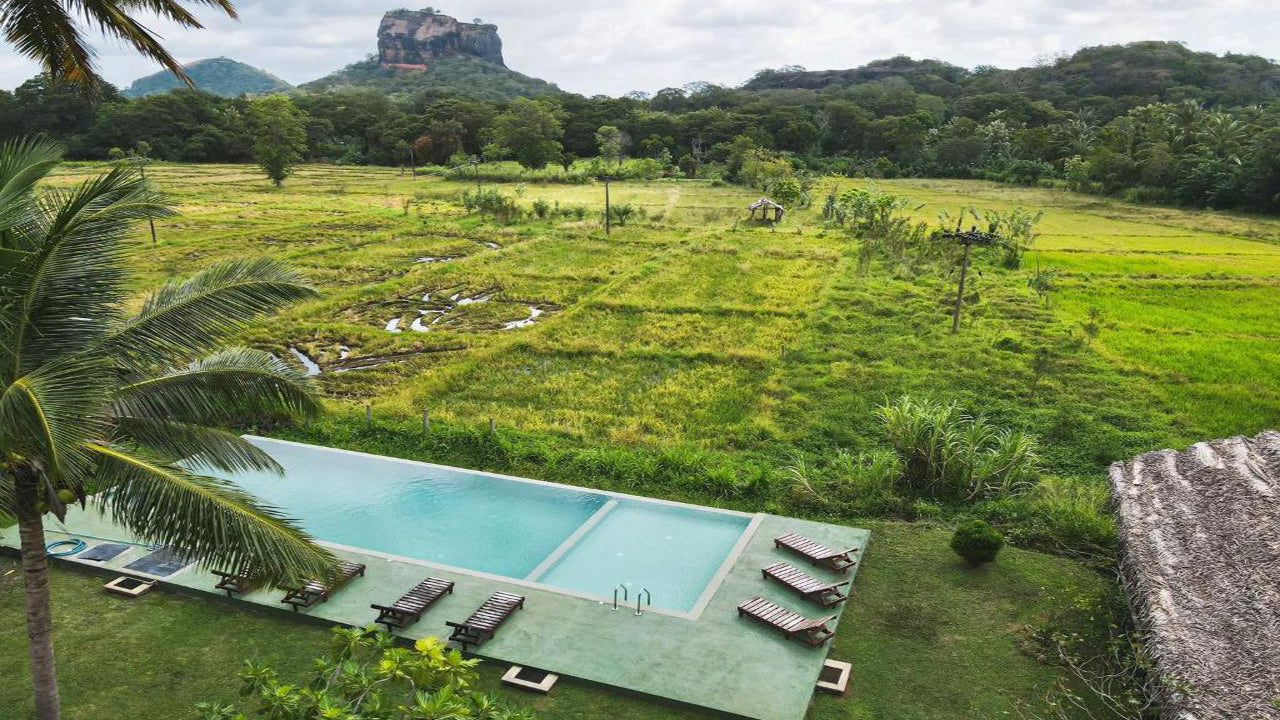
[2,40,1279,210]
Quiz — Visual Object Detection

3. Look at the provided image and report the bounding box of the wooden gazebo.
[748,197,785,223]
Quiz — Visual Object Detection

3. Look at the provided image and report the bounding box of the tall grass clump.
[877,396,1040,501]
[1025,476,1116,554]
[781,449,904,515]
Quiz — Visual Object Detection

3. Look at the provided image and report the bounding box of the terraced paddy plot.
[209,438,753,613]
[408,351,771,444]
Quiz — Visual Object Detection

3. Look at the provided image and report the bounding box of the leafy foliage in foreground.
[196,627,532,720]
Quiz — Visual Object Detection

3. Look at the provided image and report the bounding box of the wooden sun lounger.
[371,577,455,631]
[280,561,366,612]
[774,532,859,573]
[212,569,259,598]
[762,562,850,608]
[446,591,525,651]
[737,596,836,647]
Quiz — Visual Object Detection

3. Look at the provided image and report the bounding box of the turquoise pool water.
[217,438,752,612]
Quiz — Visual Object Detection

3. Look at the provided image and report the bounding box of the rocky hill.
[303,10,557,100]
[378,10,504,69]
[123,57,291,98]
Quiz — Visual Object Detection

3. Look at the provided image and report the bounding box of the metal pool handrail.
[613,584,629,611]
[635,588,651,616]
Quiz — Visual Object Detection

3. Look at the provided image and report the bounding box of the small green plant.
[196,626,532,720]
[532,198,551,219]
[1082,306,1105,340]
[1027,265,1060,306]
[951,519,1004,565]
[610,203,636,226]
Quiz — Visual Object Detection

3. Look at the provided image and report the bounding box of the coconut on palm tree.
[0,0,238,88]
[0,138,336,720]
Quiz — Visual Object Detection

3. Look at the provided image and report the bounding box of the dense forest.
[3,41,1279,211]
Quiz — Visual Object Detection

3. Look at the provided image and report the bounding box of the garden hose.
[44,527,160,550]
[45,539,87,557]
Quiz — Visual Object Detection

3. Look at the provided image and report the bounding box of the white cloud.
[0,0,1275,95]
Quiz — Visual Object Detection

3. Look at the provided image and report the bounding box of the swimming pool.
[215,437,756,614]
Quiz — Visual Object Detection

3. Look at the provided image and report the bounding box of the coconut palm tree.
[0,0,237,88]
[0,138,335,720]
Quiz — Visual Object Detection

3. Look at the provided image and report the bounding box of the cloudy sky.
[0,0,1276,95]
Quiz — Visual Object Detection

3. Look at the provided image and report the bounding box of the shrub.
[531,198,551,219]
[878,395,1041,501]
[610,203,636,225]
[951,519,1004,565]
[195,626,531,720]
[460,187,519,221]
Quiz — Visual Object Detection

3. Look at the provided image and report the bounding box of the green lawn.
[1,521,1102,720]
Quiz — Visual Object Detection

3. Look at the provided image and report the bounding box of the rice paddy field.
[46,162,1280,473]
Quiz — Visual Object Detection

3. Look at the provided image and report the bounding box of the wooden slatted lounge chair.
[762,562,850,608]
[737,596,836,647]
[774,532,859,573]
[371,577,455,631]
[212,569,258,598]
[446,591,525,651]
[280,561,366,612]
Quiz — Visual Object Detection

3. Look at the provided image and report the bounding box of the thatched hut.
[748,197,784,222]
[1109,430,1280,720]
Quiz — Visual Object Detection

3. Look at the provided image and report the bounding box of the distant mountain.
[742,42,1280,108]
[123,57,291,98]
[745,56,969,93]
[300,10,558,101]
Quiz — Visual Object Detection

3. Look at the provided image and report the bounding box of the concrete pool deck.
[5,504,868,720]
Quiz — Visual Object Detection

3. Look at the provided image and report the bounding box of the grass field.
[20,160,1279,718]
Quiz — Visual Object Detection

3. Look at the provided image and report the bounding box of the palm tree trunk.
[16,472,61,720]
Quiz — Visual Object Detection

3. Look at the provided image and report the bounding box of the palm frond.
[111,347,320,425]
[0,136,64,244]
[101,258,316,369]
[7,164,173,373]
[0,353,108,484]
[1,0,238,88]
[87,442,335,586]
[112,416,281,474]
[0,0,97,86]
[0,467,15,515]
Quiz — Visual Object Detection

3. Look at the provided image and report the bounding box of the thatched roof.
[748,197,784,211]
[1109,430,1280,720]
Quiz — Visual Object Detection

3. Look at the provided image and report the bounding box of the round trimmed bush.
[951,520,1004,566]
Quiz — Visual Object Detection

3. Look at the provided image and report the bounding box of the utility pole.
[951,240,972,334]
[139,159,157,245]
[409,145,417,178]
[943,222,1000,334]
